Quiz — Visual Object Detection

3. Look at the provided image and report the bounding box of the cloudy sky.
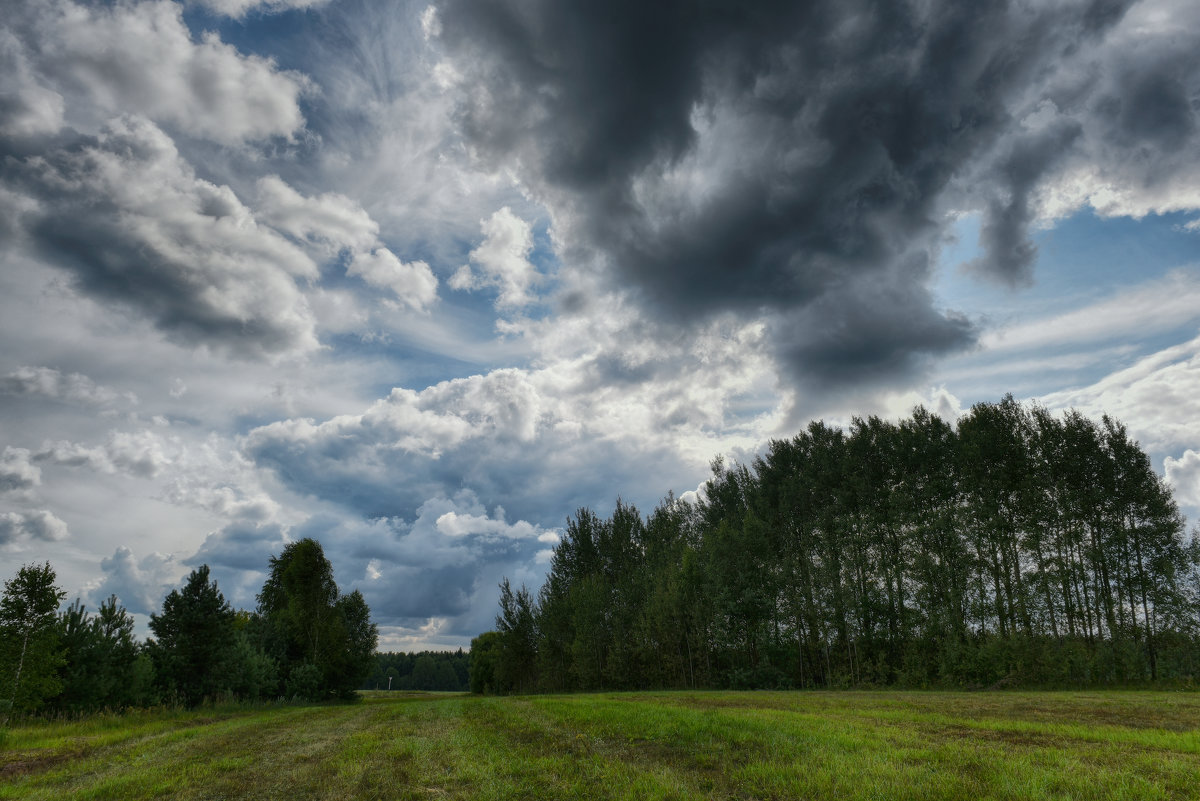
[3,0,1200,650]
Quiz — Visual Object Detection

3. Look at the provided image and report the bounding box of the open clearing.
[3,690,1198,800]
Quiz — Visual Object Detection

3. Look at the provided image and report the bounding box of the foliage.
[256,538,379,700]
[52,595,141,713]
[495,578,539,693]
[226,629,278,702]
[467,633,502,694]
[2,538,376,718]
[147,565,237,707]
[0,563,66,721]
[487,399,1200,692]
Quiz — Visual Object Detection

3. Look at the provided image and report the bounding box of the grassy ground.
[2,690,1198,800]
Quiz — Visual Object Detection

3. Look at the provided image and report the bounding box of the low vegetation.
[3,690,1199,800]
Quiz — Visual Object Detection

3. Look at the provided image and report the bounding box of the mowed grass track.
[3,691,1199,800]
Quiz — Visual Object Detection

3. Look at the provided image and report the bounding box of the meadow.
[2,690,1198,800]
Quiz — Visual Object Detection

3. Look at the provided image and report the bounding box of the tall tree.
[148,565,236,707]
[495,578,539,693]
[489,400,1200,692]
[256,538,377,700]
[0,562,65,721]
[329,590,378,699]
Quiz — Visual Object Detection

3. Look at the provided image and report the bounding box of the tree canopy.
[479,398,1200,692]
[0,537,377,718]
[256,538,378,700]
[148,565,238,708]
[1,562,66,721]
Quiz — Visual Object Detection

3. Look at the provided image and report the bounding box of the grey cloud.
[0,448,42,493]
[1059,5,1200,214]
[186,521,288,572]
[33,441,113,473]
[0,366,134,407]
[278,498,551,632]
[92,546,180,616]
[243,367,696,536]
[164,481,282,523]
[0,28,63,138]
[0,508,68,544]
[774,257,974,388]
[5,117,321,357]
[966,121,1083,286]
[1110,63,1197,153]
[34,430,175,479]
[435,0,1193,387]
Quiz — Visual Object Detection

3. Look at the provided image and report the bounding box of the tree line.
[361,650,470,692]
[473,398,1200,692]
[1,538,377,721]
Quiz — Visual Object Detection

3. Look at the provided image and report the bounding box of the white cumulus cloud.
[13,0,310,144]
[1165,449,1200,509]
[347,249,439,311]
[449,207,540,310]
[189,0,332,19]
[254,175,380,257]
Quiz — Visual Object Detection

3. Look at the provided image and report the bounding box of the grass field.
[2,690,1199,800]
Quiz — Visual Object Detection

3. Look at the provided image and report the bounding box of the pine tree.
[148,565,236,707]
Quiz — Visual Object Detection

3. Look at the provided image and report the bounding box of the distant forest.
[361,650,470,692]
[472,397,1200,693]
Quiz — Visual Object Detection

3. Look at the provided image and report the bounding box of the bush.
[286,662,322,701]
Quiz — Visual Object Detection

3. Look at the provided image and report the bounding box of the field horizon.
[3,689,1198,799]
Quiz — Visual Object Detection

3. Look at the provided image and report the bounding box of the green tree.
[328,590,378,698]
[0,562,66,721]
[256,538,377,700]
[54,595,140,712]
[468,631,502,693]
[486,399,1200,692]
[148,565,236,707]
[410,654,437,689]
[495,579,538,693]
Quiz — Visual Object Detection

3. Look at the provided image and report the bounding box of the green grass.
[3,690,1199,799]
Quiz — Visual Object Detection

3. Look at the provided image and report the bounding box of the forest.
[0,538,377,720]
[360,650,470,692]
[473,397,1200,693]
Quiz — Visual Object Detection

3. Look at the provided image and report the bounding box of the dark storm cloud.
[437,0,1164,386]
[966,121,1083,285]
[774,254,973,385]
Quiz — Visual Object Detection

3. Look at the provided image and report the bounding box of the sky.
[3,0,1200,651]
